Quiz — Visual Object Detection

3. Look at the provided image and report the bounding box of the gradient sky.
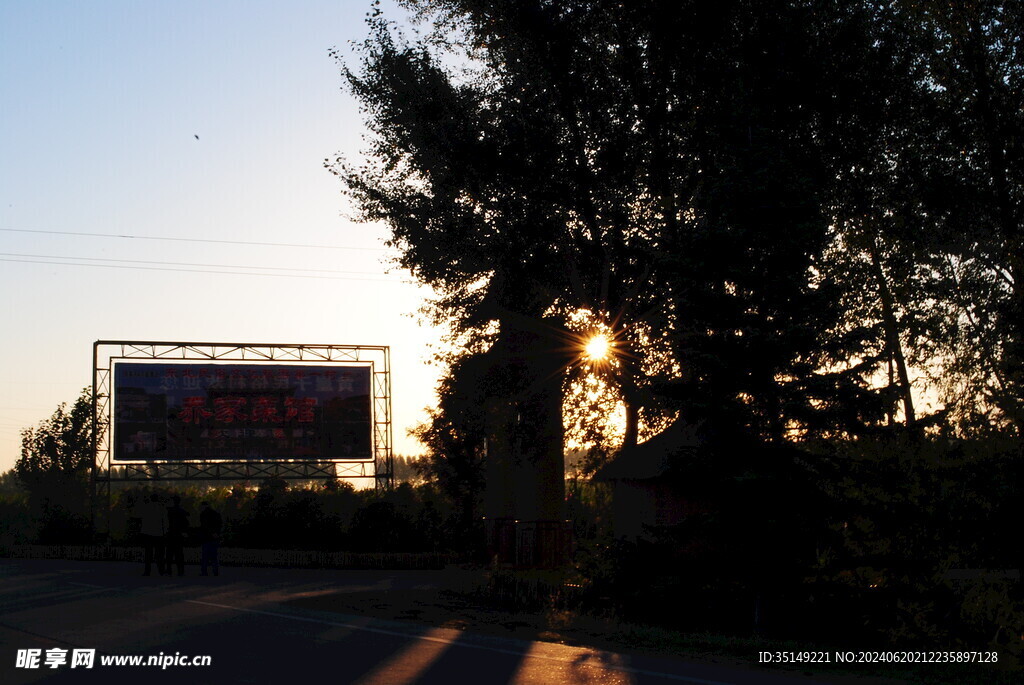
[0,0,445,475]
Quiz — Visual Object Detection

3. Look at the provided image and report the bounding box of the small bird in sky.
[194,134,199,140]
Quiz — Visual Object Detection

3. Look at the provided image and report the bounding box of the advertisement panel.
[113,362,372,461]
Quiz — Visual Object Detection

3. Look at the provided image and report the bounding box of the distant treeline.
[0,475,474,555]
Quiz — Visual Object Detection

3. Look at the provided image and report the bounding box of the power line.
[0,252,394,277]
[1,255,415,282]
[0,227,393,251]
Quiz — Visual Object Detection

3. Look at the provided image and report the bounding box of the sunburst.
[583,333,612,362]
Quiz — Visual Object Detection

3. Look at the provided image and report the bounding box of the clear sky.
[0,0,445,475]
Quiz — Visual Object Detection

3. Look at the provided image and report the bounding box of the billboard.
[113,362,372,462]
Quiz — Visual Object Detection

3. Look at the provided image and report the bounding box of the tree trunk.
[483,314,568,566]
[869,239,916,426]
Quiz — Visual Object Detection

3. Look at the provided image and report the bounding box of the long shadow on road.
[0,559,873,685]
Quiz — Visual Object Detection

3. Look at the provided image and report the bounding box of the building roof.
[592,417,706,481]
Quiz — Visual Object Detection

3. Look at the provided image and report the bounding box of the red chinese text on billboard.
[213,397,247,423]
[250,396,282,423]
[177,396,318,425]
[284,397,316,422]
[179,397,213,423]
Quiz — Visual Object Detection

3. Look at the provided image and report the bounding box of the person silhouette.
[138,493,167,576]
[199,501,222,577]
[165,496,190,576]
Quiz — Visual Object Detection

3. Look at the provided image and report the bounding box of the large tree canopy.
[15,387,96,542]
[16,387,94,499]
[334,0,1023,453]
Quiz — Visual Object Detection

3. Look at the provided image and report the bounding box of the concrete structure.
[482,315,571,567]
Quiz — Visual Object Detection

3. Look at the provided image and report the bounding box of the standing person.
[199,501,222,577]
[165,495,190,577]
[137,493,167,576]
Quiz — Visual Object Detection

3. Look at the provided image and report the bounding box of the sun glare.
[584,334,612,361]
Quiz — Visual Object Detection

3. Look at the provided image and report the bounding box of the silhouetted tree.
[904,1,1024,432]
[335,1,917,449]
[409,352,488,538]
[0,469,23,495]
[391,454,425,484]
[815,2,1023,435]
[15,388,95,542]
[335,6,1024,567]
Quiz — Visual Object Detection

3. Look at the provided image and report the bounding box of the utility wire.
[0,252,393,277]
[0,257,416,283]
[0,227,393,251]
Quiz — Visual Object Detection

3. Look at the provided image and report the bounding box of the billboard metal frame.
[92,341,393,517]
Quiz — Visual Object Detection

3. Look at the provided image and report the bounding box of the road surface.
[0,559,881,684]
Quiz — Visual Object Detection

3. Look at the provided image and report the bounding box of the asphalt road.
[0,559,870,685]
